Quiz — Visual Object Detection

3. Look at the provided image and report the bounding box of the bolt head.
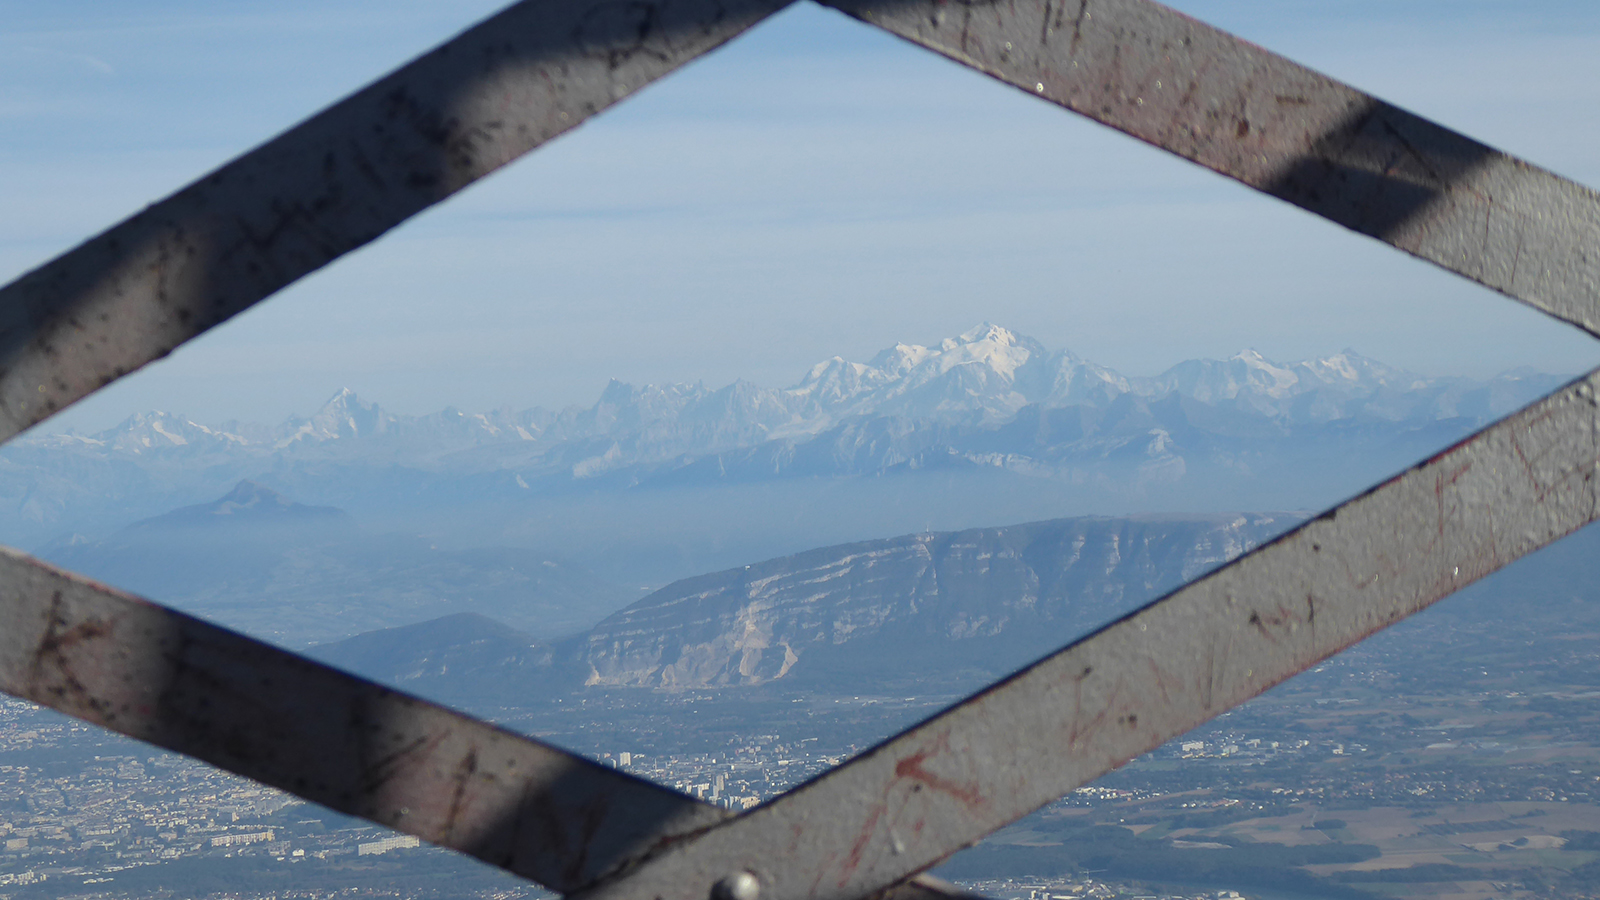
[712,871,760,900]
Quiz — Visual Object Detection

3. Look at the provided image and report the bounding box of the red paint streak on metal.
[440,748,480,843]
[358,729,449,795]
[893,750,986,810]
[1146,658,1178,705]
[839,801,887,886]
[26,597,115,711]
[1408,425,1495,483]
[1075,674,1127,747]
[1065,665,1094,750]
[37,618,111,656]
[1246,611,1274,640]
[521,782,577,888]
[562,794,613,888]
[1433,461,1472,537]
[1507,415,1584,506]
[838,736,992,888]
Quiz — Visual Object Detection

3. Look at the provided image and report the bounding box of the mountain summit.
[3,326,1569,580]
[31,326,1557,463]
[128,480,352,532]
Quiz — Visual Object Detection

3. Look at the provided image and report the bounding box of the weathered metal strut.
[825,0,1600,338]
[0,550,727,893]
[0,548,971,900]
[0,0,791,444]
[1,0,1597,900]
[576,371,1600,900]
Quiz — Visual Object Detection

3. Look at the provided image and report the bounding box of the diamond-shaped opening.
[3,0,1600,897]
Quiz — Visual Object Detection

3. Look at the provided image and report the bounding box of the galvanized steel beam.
[576,369,1600,900]
[0,0,791,443]
[825,0,1600,337]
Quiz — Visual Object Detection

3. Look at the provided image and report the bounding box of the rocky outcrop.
[575,513,1295,689]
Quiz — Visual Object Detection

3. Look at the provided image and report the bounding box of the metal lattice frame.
[3,2,1598,900]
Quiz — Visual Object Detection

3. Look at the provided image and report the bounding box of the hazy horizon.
[17,324,1580,434]
[6,0,1600,435]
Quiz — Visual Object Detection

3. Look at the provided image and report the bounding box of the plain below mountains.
[310,511,1302,701]
[36,481,630,646]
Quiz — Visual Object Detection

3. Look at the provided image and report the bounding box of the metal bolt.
[712,871,760,900]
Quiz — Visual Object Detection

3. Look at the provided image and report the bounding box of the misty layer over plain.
[10,324,1566,610]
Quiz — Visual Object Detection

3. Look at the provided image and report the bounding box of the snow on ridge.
[273,423,317,451]
[928,323,1033,380]
[11,327,1562,464]
[149,420,188,446]
[867,343,936,376]
[84,411,255,455]
[782,322,1051,427]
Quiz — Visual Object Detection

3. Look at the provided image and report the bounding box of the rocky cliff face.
[312,507,1600,707]
[574,513,1296,690]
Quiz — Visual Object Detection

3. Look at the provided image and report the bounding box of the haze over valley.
[6,324,1567,597]
[6,324,1598,900]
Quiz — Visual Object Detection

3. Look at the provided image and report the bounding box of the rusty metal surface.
[1,2,1598,900]
[0,0,790,443]
[575,370,1600,900]
[0,546,732,893]
[0,544,985,900]
[825,0,1600,338]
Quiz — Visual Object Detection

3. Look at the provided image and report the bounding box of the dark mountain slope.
[314,512,1299,701]
[308,613,563,696]
[574,513,1297,691]
[312,513,1600,710]
[37,482,629,646]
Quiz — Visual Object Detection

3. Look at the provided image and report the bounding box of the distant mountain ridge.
[18,324,1562,466]
[123,480,349,532]
[38,482,629,646]
[314,506,1600,706]
[572,511,1296,690]
[313,512,1299,697]
[1,325,1569,586]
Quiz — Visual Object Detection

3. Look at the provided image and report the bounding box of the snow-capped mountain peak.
[953,322,1018,347]
[784,324,1047,426]
[789,358,887,421]
[929,322,1037,380]
[1294,349,1413,391]
[274,388,393,448]
[1230,349,1300,398]
[99,412,249,454]
[1156,349,1315,404]
[23,325,1564,479]
[866,343,936,377]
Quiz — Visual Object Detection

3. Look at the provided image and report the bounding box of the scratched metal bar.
[0,0,791,444]
[823,0,1600,338]
[0,2,1596,900]
[0,547,734,892]
[575,369,1600,900]
[0,544,982,900]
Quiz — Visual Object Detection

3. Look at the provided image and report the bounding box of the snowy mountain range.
[16,324,1563,465]
[0,325,1569,587]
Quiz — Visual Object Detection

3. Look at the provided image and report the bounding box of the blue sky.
[4,0,1600,430]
